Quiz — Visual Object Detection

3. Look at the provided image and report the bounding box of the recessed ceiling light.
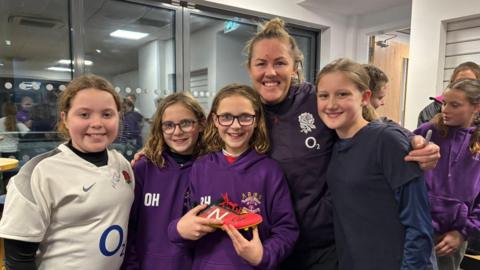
[110,29,149,40]
[58,59,93,66]
[5,40,11,46]
[0,63,4,66]
[47,67,72,72]
[96,49,102,53]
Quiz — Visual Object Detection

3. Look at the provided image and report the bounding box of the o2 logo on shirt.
[99,225,125,257]
[305,136,321,150]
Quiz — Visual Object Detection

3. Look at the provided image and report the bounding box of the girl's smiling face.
[214,95,257,155]
[248,38,297,105]
[62,88,119,153]
[162,102,203,155]
[317,71,371,139]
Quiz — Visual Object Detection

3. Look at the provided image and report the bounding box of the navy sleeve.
[379,125,423,189]
[379,118,414,138]
[394,178,434,270]
[4,239,39,270]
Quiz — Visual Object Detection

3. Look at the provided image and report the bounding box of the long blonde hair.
[244,17,304,83]
[202,84,270,154]
[144,92,206,167]
[316,58,378,121]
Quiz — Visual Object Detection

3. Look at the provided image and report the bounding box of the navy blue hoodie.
[263,82,337,250]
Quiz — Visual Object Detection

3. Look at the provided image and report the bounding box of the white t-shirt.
[0,117,29,153]
[0,144,135,269]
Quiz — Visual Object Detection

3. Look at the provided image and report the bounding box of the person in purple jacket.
[169,83,299,269]
[122,92,216,270]
[414,79,480,270]
[244,17,441,270]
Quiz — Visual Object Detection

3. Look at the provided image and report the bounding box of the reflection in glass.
[83,0,176,159]
[0,0,69,179]
[189,15,256,111]
[188,14,318,111]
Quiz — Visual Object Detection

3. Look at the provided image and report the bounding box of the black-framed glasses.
[161,119,196,134]
[214,113,256,127]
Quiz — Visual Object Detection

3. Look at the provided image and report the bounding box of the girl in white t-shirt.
[0,75,134,269]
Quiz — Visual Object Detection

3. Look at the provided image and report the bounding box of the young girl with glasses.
[169,83,298,269]
[121,92,220,270]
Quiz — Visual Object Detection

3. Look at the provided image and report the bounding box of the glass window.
[187,11,319,112]
[83,0,176,158]
[290,30,317,83]
[0,0,319,173]
[188,14,256,111]
[0,0,70,185]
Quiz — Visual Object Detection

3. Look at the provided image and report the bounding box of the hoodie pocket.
[429,194,468,234]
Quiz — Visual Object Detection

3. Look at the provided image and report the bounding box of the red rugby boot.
[198,193,263,230]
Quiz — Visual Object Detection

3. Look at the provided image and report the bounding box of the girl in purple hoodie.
[122,92,211,270]
[414,79,480,270]
[169,84,299,269]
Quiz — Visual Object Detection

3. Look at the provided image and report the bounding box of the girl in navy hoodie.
[122,92,216,269]
[169,83,299,269]
[316,58,434,270]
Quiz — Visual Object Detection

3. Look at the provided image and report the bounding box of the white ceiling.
[297,0,411,16]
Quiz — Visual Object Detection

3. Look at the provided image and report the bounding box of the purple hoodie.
[122,152,193,270]
[414,122,480,239]
[169,149,299,270]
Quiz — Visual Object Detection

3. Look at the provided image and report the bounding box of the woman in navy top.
[243,17,441,270]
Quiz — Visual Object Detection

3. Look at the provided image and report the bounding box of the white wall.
[164,39,175,96]
[197,0,350,67]
[138,40,162,119]
[353,3,412,63]
[195,0,412,66]
[216,33,251,89]
[190,23,219,92]
[405,0,480,129]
